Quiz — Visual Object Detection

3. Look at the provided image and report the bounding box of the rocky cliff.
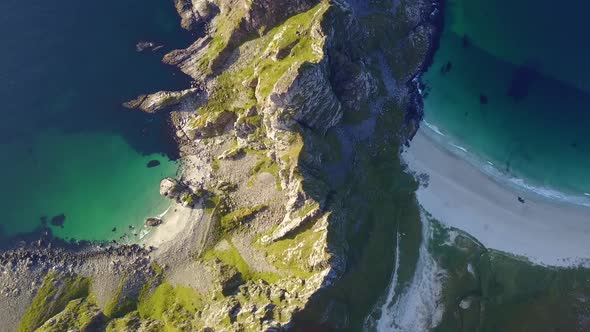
[6,0,441,331]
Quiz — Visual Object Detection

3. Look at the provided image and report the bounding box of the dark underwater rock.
[508,65,539,101]
[440,61,452,74]
[480,94,488,104]
[147,160,161,168]
[50,214,66,228]
[462,34,471,48]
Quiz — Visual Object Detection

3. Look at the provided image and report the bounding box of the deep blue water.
[0,0,193,241]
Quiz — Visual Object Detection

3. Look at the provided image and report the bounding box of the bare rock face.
[166,0,321,80]
[184,110,237,139]
[145,217,163,227]
[163,36,213,80]
[263,61,342,135]
[159,178,188,199]
[245,0,319,31]
[123,89,199,113]
[173,0,219,31]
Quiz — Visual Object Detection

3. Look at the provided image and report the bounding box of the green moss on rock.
[18,272,91,332]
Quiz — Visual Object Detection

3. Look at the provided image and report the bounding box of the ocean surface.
[422,0,590,205]
[0,0,192,242]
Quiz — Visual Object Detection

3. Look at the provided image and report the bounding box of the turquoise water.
[423,0,590,204]
[0,1,192,242]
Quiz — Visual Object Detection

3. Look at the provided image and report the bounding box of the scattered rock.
[136,41,163,52]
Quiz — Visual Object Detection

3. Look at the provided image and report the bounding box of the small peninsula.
[0,0,441,330]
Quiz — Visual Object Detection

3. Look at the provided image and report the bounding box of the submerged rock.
[147,160,161,168]
[440,61,453,74]
[50,214,66,228]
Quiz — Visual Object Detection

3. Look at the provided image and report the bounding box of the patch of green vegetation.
[104,275,137,319]
[211,158,220,172]
[204,194,226,216]
[36,297,102,332]
[18,272,92,332]
[195,2,253,74]
[247,151,280,187]
[341,102,372,125]
[260,220,322,279]
[427,219,590,332]
[254,3,330,99]
[105,311,151,332]
[297,200,319,219]
[204,241,282,284]
[181,192,199,207]
[220,204,267,233]
[151,262,164,278]
[190,63,256,124]
[279,133,305,169]
[136,282,203,331]
[184,2,331,156]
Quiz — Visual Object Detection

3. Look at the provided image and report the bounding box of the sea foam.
[421,124,590,209]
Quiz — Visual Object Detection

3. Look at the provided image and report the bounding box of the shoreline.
[421,121,590,208]
[403,129,590,267]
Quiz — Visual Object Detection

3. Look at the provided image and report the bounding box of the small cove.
[0,0,193,242]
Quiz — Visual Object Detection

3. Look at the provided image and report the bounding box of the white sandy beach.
[403,130,590,267]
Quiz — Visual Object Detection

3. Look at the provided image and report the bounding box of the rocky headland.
[0,0,442,331]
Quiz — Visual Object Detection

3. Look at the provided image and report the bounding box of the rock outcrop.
[159,177,188,199]
[8,0,442,331]
[123,88,200,113]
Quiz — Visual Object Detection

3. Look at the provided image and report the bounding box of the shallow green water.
[422,0,590,204]
[0,0,192,242]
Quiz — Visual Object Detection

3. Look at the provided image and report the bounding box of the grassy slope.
[18,272,91,332]
[429,220,590,332]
